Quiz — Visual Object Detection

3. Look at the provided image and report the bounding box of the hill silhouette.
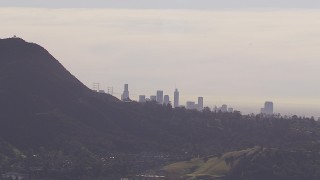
[0,38,131,151]
[0,38,213,154]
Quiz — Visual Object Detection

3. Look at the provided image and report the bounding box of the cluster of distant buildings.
[212,104,234,113]
[186,97,203,111]
[138,90,176,107]
[95,83,275,115]
[120,84,204,111]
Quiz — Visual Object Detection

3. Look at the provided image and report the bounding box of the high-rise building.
[139,95,146,103]
[150,95,157,102]
[197,97,203,111]
[186,101,196,110]
[228,108,234,113]
[221,104,228,112]
[163,95,170,105]
[156,90,164,104]
[174,88,179,108]
[121,84,130,101]
[263,101,273,115]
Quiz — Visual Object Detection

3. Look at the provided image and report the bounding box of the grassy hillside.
[163,146,320,180]
[163,147,261,179]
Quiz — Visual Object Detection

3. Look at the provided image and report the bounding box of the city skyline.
[1,2,319,117]
[94,82,319,117]
[115,83,265,115]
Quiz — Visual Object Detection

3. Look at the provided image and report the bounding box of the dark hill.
[0,38,127,151]
[0,38,207,154]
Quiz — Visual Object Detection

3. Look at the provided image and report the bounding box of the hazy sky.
[1,1,319,117]
[1,0,320,9]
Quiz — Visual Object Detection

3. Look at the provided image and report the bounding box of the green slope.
[163,146,320,180]
[163,147,261,179]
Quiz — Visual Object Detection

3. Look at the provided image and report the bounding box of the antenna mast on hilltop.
[107,87,114,95]
[92,82,100,91]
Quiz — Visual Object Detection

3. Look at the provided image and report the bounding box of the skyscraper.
[263,101,274,115]
[121,84,129,101]
[221,104,228,112]
[198,97,203,111]
[139,95,146,103]
[150,95,157,102]
[174,88,179,108]
[156,90,163,104]
[186,101,196,110]
[163,95,170,105]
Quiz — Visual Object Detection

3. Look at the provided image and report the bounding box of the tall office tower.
[186,101,196,110]
[264,101,274,115]
[163,95,170,105]
[197,97,204,111]
[174,88,179,108]
[221,104,228,112]
[150,95,157,102]
[121,84,130,101]
[139,95,146,103]
[156,90,164,104]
